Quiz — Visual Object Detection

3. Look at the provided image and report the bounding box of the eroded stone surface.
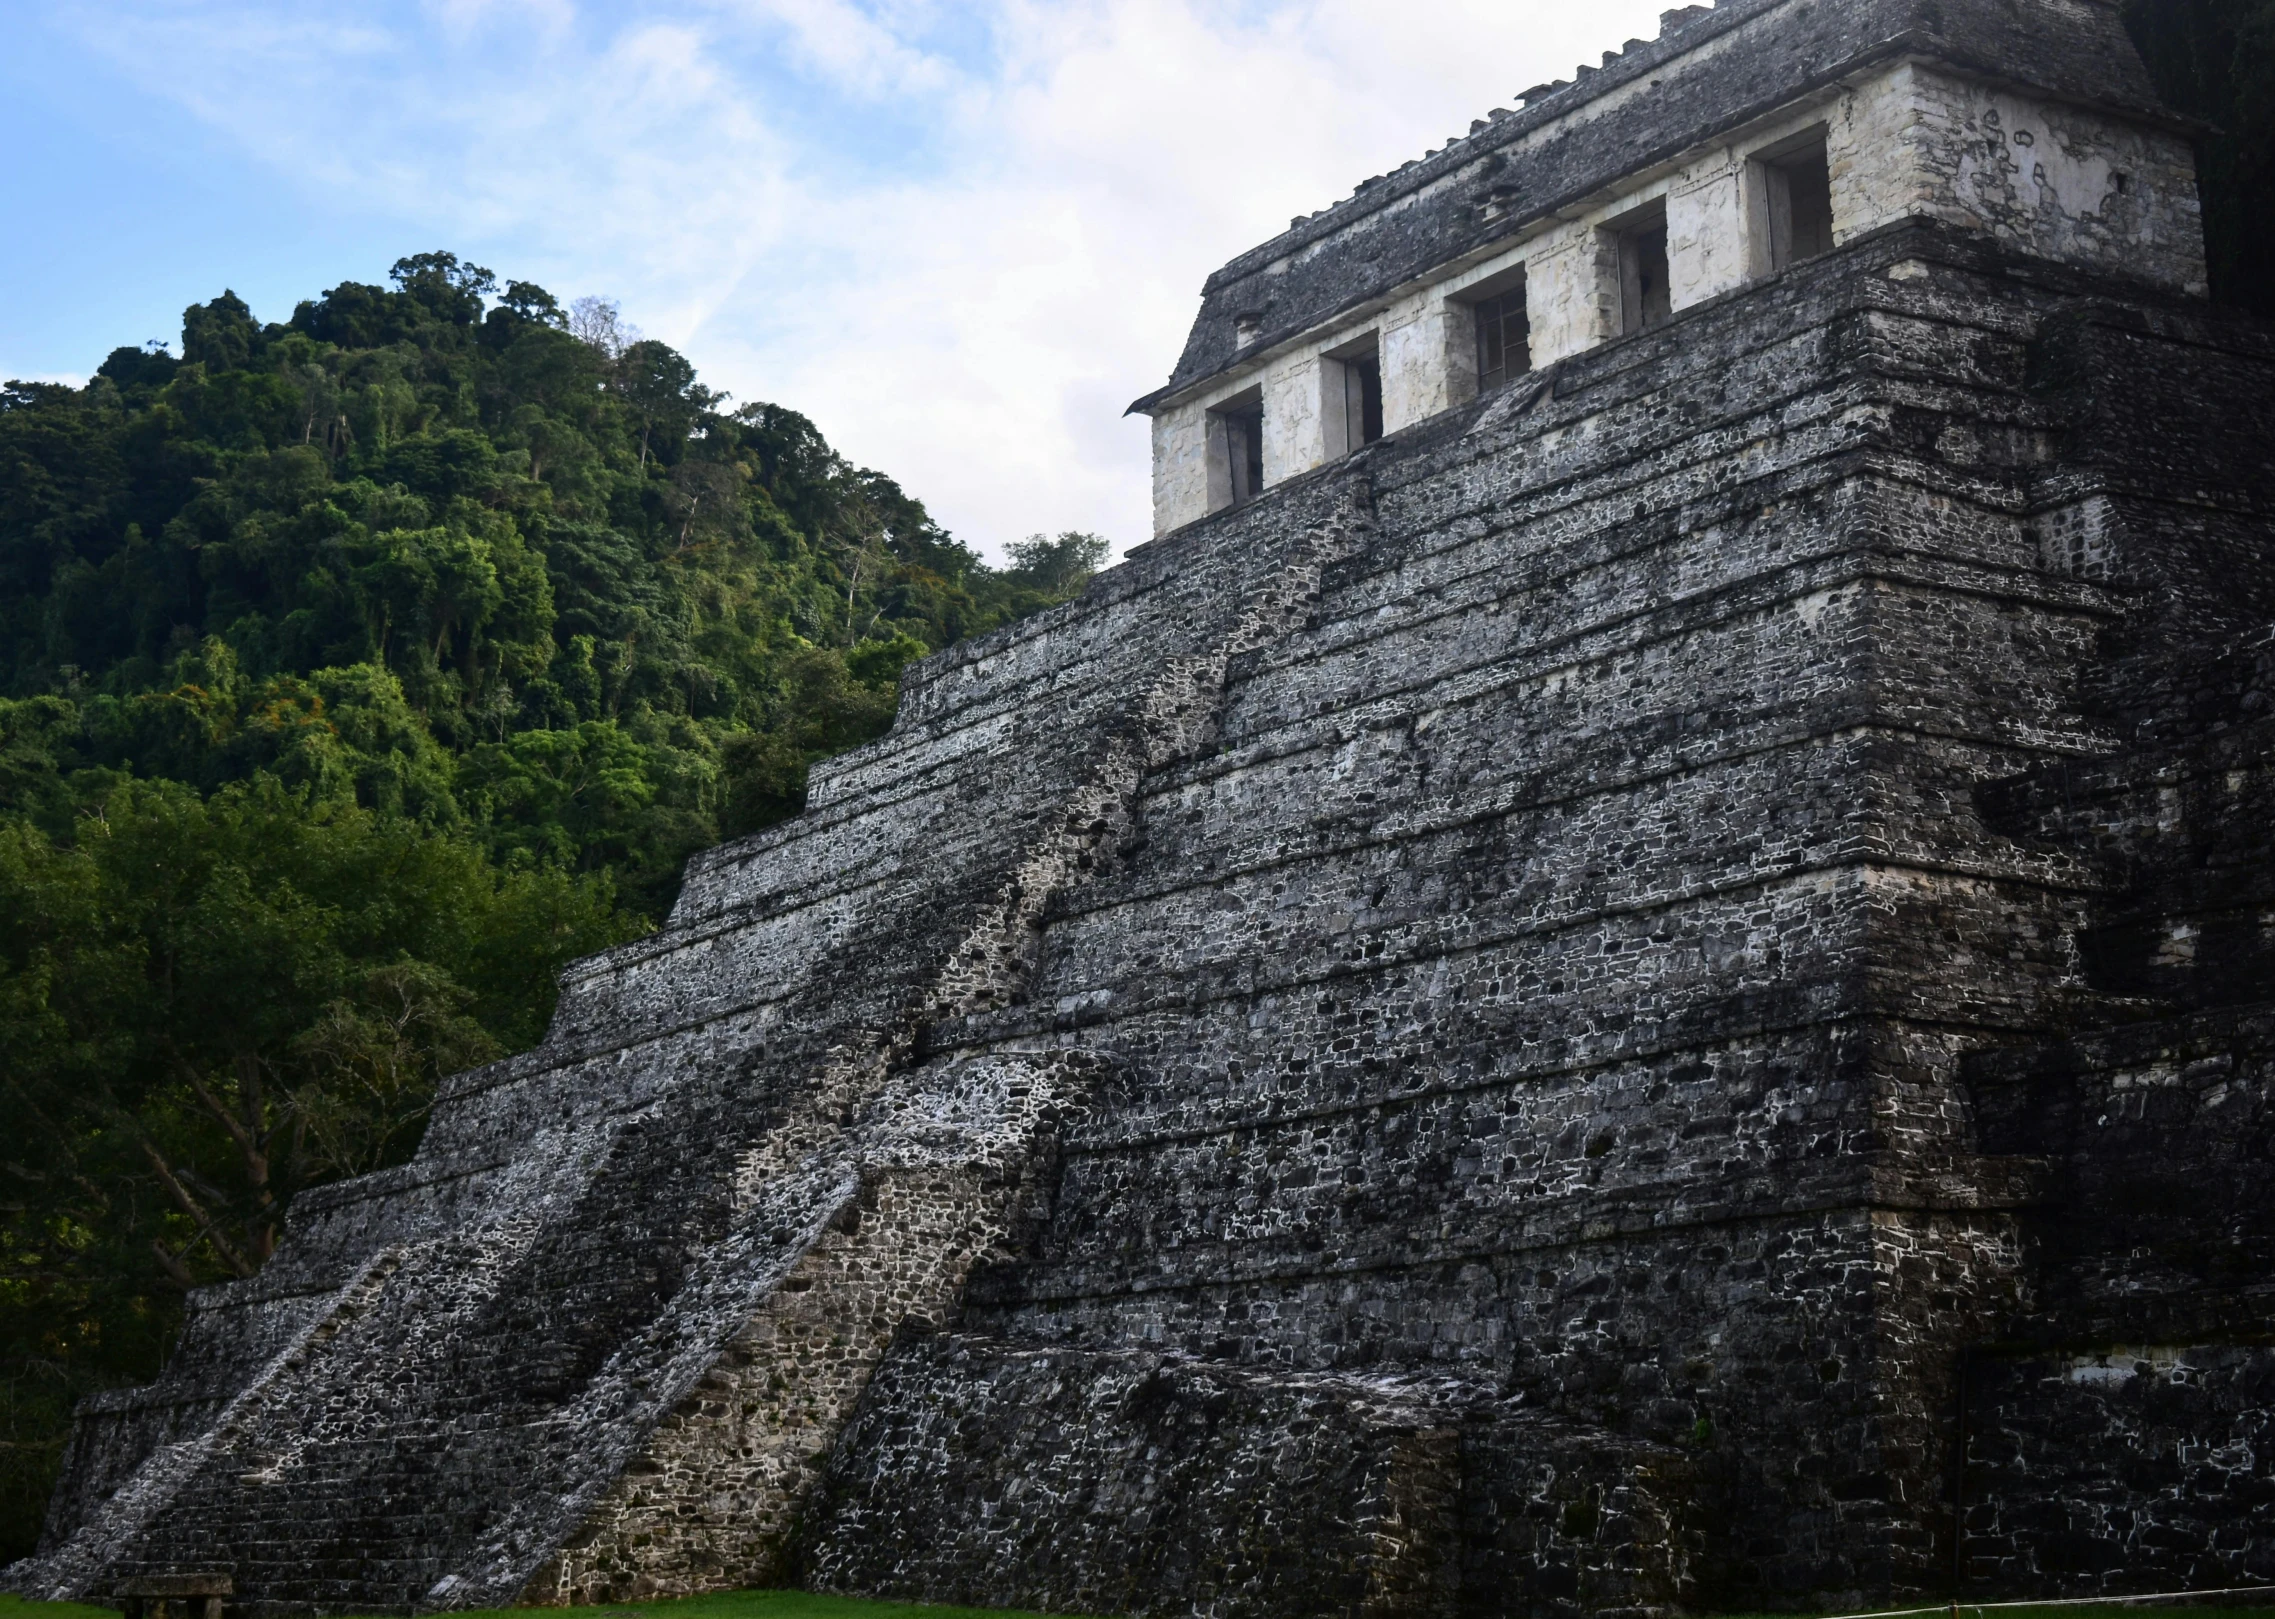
[13,2,2275,1614]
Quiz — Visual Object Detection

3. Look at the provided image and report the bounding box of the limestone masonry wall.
[1149,54,2204,534]
[12,0,2275,1614]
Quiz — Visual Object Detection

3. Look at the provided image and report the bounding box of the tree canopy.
[0,252,1105,1556]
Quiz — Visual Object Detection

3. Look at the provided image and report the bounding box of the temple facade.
[13,1,2275,1614]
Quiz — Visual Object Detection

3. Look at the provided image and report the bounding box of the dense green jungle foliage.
[0,252,1105,1556]
[2123,0,2275,312]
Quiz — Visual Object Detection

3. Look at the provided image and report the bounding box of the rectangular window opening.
[1616,207,1673,335]
[1322,333,1383,458]
[1755,130,1835,272]
[1472,274,1533,394]
[1206,389,1265,512]
[1341,344,1384,452]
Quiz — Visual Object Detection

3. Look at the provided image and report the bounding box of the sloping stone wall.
[13,449,1374,1614]
[528,1051,1108,1603]
[796,220,2275,1613]
[13,105,2275,1619]
[802,1341,1696,1619]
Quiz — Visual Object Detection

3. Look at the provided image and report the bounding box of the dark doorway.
[1335,340,1384,452]
[1474,279,1533,391]
[1208,394,1264,509]
[1618,213,1673,333]
[1759,133,1835,270]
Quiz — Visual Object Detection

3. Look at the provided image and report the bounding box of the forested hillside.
[0,252,1103,1555]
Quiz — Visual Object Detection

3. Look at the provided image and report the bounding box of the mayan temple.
[13,0,2275,1613]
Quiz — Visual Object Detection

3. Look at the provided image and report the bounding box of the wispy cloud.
[48,0,1671,555]
[706,0,961,97]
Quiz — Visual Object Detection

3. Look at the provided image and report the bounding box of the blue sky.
[2,0,1670,556]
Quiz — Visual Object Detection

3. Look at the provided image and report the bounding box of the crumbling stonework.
[15,465,1373,1617]
[531,1051,1109,1603]
[801,1344,1695,1619]
[11,0,2275,1614]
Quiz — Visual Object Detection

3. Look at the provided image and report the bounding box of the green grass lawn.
[0,1595,1079,1619]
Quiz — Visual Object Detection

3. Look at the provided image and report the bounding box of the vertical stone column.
[1382,300,1476,431]
[1150,400,1210,536]
[1669,164,1750,308]
[1525,229,1622,366]
[1262,353,1333,484]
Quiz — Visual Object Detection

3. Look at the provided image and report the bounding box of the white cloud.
[59,0,1673,557]
[702,0,956,98]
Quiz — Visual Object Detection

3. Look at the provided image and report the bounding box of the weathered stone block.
[12,2,2275,1613]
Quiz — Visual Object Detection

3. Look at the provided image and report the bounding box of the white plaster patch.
[2063,1346,2192,1386]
